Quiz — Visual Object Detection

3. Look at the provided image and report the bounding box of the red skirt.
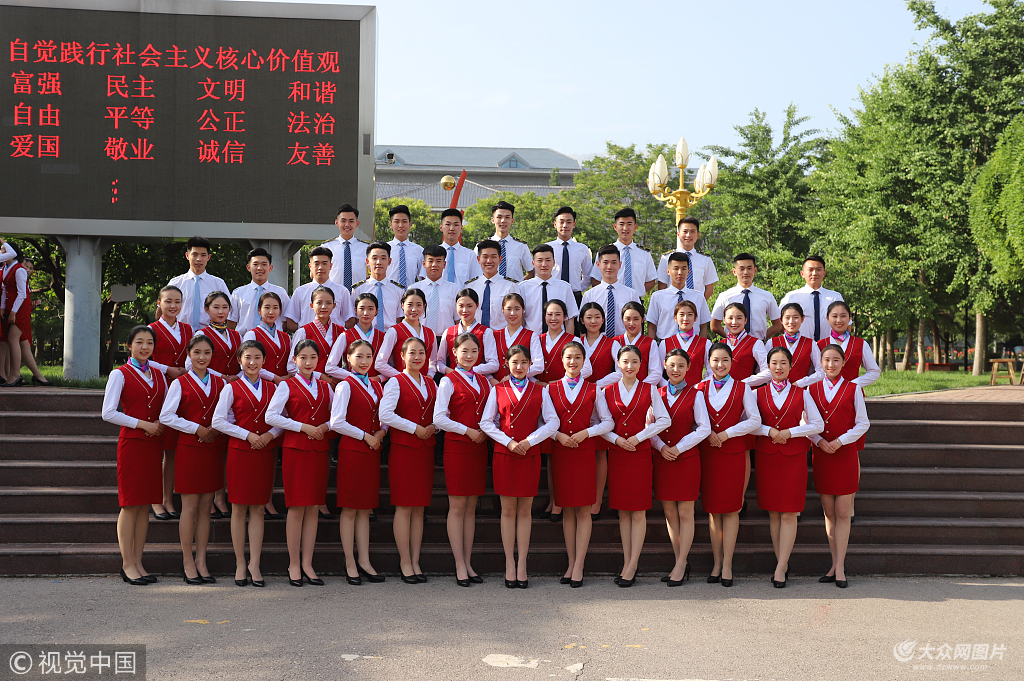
[551,439,597,508]
[337,443,381,509]
[653,450,701,502]
[174,443,225,494]
[2,303,31,345]
[443,439,488,497]
[282,446,329,507]
[388,443,434,507]
[160,427,179,452]
[116,436,164,506]
[226,446,276,505]
[607,446,653,511]
[493,448,541,498]
[812,444,861,496]
[755,451,807,512]
[699,448,747,514]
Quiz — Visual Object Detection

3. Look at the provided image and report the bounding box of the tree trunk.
[930,319,942,363]
[972,313,986,376]
[898,320,915,371]
[916,317,928,374]
[100,300,120,375]
[885,327,896,371]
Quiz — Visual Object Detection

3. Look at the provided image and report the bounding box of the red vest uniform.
[200,327,241,376]
[338,376,384,454]
[614,334,656,382]
[584,335,615,384]
[817,336,865,383]
[772,336,813,381]
[727,335,758,382]
[664,334,708,387]
[390,324,437,376]
[494,327,534,381]
[492,382,544,457]
[149,321,192,368]
[445,370,490,446]
[697,379,750,455]
[302,321,344,374]
[657,384,700,458]
[252,326,291,377]
[809,380,866,452]
[174,374,228,450]
[281,376,335,452]
[226,379,278,451]
[755,385,809,455]
[116,364,168,440]
[549,380,597,437]
[342,326,385,378]
[443,323,488,371]
[603,382,654,455]
[389,373,437,448]
[537,332,576,384]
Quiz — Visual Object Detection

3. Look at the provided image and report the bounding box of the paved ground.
[874,385,1024,401]
[1,575,1021,680]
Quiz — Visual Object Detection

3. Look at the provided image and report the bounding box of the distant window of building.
[500,158,522,168]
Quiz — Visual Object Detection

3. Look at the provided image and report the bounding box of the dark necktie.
[541,281,549,334]
[561,241,570,284]
[812,290,821,342]
[343,241,352,289]
[482,280,491,327]
[742,289,752,334]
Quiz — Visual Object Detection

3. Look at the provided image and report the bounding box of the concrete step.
[0,435,119,462]
[0,412,117,436]
[865,399,1024,422]
[867,420,1024,445]
[0,388,104,413]
[860,442,1024,468]
[0,541,1019,577]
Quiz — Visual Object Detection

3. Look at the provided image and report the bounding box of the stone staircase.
[1,388,1022,577]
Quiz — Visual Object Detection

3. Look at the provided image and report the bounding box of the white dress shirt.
[439,241,483,288]
[553,375,615,438]
[659,333,712,384]
[375,321,441,379]
[379,373,432,434]
[101,364,160,430]
[656,249,719,292]
[711,284,781,340]
[808,377,871,446]
[288,321,343,375]
[433,373,486,436]
[159,372,214,434]
[827,333,882,386]
[704,375,762,439]
[579,282,641,339]
[321,237,369,290]
[479,382,559,448]
[167,270,231,329]
[285,280,353,327]
[651,388,712,453]
[478,234,533,281]
[324,324,378,381]
[519,276,579,332]
[776,334,826,388]
[753,384,825,438]
[211,378,284,441]
[265,377,327,432]
[329,378,386,440]
[415,276,461,338]
[230,280,291,336]
[646,285,712,338]
[467,274,520,331]
[589,240,657,297]
[548,237,593,293]
[723,331,772,387]
[600,382,671,445]
[386,238,424,287]
[436,322,499,376]
[351,277,405,330]
[779,285,845,343]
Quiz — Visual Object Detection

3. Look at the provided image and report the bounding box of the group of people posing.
[102,201,872,591]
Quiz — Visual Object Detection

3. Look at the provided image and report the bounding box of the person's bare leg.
[194,493,214,577]
[231,504,247,582]
[618,510,632,578]
[132,507,150,577]
[499,496,517,581]
[769,510,781,559]
[410,507,425,575]
[299,506,319,579]
[669,502,695,581]
[662,500,680,563]
[708,513,723,577]
[285,507,304,582]
[463,496,479,578]
[622,510,646,580]
[591,450,607,514]
[393,506,413,576]
[571,506,592,582]
[162,451,176,514]
[178,494,199,578]
[19,339,45,381]
[835,494,854,582]
[447,496,469,580]
[355,510,376,574]
[722,511,740,581]
[775,512,798,582]
[340,507,358,576]
[515,497,533,582]
[6,325,22,383]
[0,340,10,380]
[562,505,577,580]
[116,506,143,579]
[820,494,837,577]
[247,504,265,581]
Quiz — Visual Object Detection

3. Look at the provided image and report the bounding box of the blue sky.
[286,0,990,161]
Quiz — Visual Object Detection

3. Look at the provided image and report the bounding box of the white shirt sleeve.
[100,370,139,430]
[812,385,871,445]
[329,381,369,440]
[743,339,772,386]
[661,391,712,452]
[794,342,826,388]
[580,356,593,380]
[0,242,15,264]
[433,377,469,436]
[378,376,418,434]
[374,327,401,379]
[528,333,544,378]
[325,333,352,380]
[158,379,200,434]
[634,385,671,442]
[9,268,28,314]
[721,383,762,439]
[853,339,881,386]
[644,340,662,385]
[265,381,303,432]
[525,388,560,447]
[436,330,451,375]
[285,328,307,376]
[584,386,615,438]
[478,388,509,447]
[474,329,500,376]
[790,390,825,438]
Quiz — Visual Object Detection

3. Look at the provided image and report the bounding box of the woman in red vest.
[578,302,617,520]
[480,344,559,589]
[148,285,190,521]
[376,288,440,380]
[380,336,438,584]
[550,340,613,588]
[771,302,825,386]
[659,300,710,388]
[609,302,661,387]
[651,348,711,587]
[601,344,671,588]
[492,293,542,383]
[266,338,335,587]
[242,292,291,384]
[211,340,282,587]
[819,301,881,387]
[753,346,824,588]
[436,288,498,380]
[808,344,870,589]
[101,325,168,585]
[329,339,387,586]
[697,342,761,587]
[434,332,491,586]
[720,302,769,386]
[159,334,228,585]
[325,292,386,382]
[288,285,343,384]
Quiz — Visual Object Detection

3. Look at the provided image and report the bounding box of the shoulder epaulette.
[351,279,367,289]
[465,276,480,284]
[663,249,675,257]
[636,244,650,252]
[390,280,406,289]
[512,236,527,244]
[503,276,520,284]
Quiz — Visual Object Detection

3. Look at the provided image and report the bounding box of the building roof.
[376,180,570,211]
[374,145,581,171]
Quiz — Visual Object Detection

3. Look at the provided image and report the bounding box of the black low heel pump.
[182,572,203,586]
[302,570,324,586]
[667,564,691,587]
[120,568,148,585]
[504,578,518,589]
[357,565,385,583]
[247,568,265,588]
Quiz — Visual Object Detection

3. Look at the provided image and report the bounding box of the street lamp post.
[648,137,719,249]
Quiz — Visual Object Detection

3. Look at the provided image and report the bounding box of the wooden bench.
[989,359,1018,385]
[923,362,955,372]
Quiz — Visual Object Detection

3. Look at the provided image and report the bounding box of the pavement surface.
[0,575,1021,680]
[874,385,1024,401]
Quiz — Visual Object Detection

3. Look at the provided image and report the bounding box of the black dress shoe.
[318,509,336,520]
[31,376,54,386]
[210,509,224,519]
[401,572,419,585]
[140,574,158,583]
[613,574,623,584]
[415,573,428,583]
[721,577,733,587]
[119,568,148,585]
[168,511,181,519]
[836,579,848,588]
[235,576,248,587]
[3,377,25,388]
[570,579,583,588]
[199,573,216,584]
[707,574,721,584]
[539,510,552,520]
[152,510,171,521]
[468,575,483,584]
[771,575,787,588]
[264,511,284,520]
[346,572,362,586]
[819,574,836,583]
[660,575,671,582]
[215,506,231,518]
[369,512,378,522]
[456,577,471,587]
[617,576,635,588]
[357,565,385,582]
[549,512,562,522]
[288,573,304,587]
[183,572,203,585]
[517,579,528,589]
[560,577,572,585]
[247,568,264,588]
[504,578,518,589]
[591,510,600,521]
[302,570,324,586]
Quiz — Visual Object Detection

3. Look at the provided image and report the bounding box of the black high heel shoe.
[302,569,324,586]
[346,571,362,586]
[560,577,572,585]
[549,512,562,522]
[140,574,158,583]
[199,573,216,584]
[570,579,584,588]
[263,510,284,520]
[247,568,265,588]
[288,570,303,587]
[707,573,721,584]
[357,565,385,583]
[836,578,848,588]
[468,574,483,584]
[3,377,25,388]
[819,573,836,583]
[771,569,789,589]
[119,568,148,586]
[505,578,518,589]
[400,571,419,585]
[617,576,636,588]
[235,574,248,587]
[517,579,528,589]
[182,572,203,586]
[151,508,171,521]
[168,510,181,519]
[456,577,471,587]
[415,573,428,583]
[667,564,690,587]
[318,509,336,520]
[31,376,54,386]
[721,576,733,587]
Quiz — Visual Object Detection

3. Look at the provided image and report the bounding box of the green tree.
[373,197,440,247]
[970,112,1024,286]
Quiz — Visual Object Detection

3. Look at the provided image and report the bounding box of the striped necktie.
[398,242,407,287]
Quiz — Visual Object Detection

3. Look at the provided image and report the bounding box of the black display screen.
[1,3,360,224]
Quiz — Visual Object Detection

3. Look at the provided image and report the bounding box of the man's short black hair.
[423,245,446,259]
[439,208,463,222]
[597,245,620,260]
[803,254,826,268]
[185,236,211,252]
[477,239,501,255]
[491,200,515,216]
[367,241,392,257]
[678,216,700,230]
[309,246,333,260]
[613,207,638,222]
[388,204,411,220]
[734,252,757,266]
[531,244,555,257]
[247,247,271,264]
[554,206,577,221]
[667,251,691,267]
[336,203,359,218]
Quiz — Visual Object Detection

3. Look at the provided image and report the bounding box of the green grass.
[863,369,992,397]
[17,365,108,390]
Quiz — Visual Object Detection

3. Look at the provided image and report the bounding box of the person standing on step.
[229,247,290,338]
[284,247,354,333]
[242,292,291,385]
[608,302,662,387]
[351,242,405,332]
[433,332,492,587]
[288,286,345,383]
[819,301,881,387]
[1,243,50,387]
[434,288,498,380]
[167,236,231,332]
[481,200,533,282]
[385,204,424,289]
[647,252,711,340]
[771,303,825,386]
[808,343,870,589]
[325,293,387,382]
[159,334,228,585]
[660,300,711,388]
[520,244,579,336]
[322,204,369,294]
[779,256,844,344]
[718,302,771,388]
[589,208,657,297]
[101,325,167,585]
[376,288,439,380]
[711,253,782,341]
[577,302,618,522]
[581,246,641,340]
[438,209,483,288]
[656,217,719,301]
[492,293,544,383]
[546,206,592,309]
[466,240,520,332]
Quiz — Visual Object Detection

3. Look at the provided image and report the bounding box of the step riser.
[0,442,117,462]
[0,415,117,436]
[866,401,1024,422]
[0,393,104,413]
[867,423,1023,445]
[861,447,1024,469]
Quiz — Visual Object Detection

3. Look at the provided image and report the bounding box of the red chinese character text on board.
[286,143,309,165]
[10,39,29,62]
[37,72,61,95]
[313,113,334,135]
[131,106,155,130]
[11,71,32,95]
[197,109,220,131]
[292,49,314,72]
[133,76,155,98]
[86,43,111,65]
[224,79,244,101]
[60,42,84,65]
[33,40,58,62]
[38,135,59,158]
[197,140,220,163]
[10,134,33,157]
[165,45,188,68]
[197,78,221,100]
[105,107,129,129]
[191,46,214,69]
[240,49,263,70]
[315,81,335,104]
[13,102,31,126]
[287,111,311,134]
[216,47,239,70]
[223,111,245,132]
[288,81,310,102]
[313,143,334,166]
[317,52,340,73]
[107,75,128,97]
[224,140,245,163]
[266,48,288,71]
[113,43,136,66]
[139,44,162,67]
[130,138,155,160]
[38,104,60,126]
[104,137,129,160]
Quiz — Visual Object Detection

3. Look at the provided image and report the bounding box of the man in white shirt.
[167,236,231,329]
[589,207,657,297]
[321,203,369,291]
[581,245,641,339]
[711,252,782,341]
[478,200,533,281]
[779,255,844,343]
[285,246,354,331]
[228,247,291,336]
[384,204,424,287]
[438,208,482,287]
[647,252,711,339]
[520,244,578,335]
[656,217,719,301]
[351,242,405,330]
[466,239,520,331]
[416,244,461,339]
[547,206,592,307]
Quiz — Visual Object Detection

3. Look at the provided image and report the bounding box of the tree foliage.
[970,112,1024,286]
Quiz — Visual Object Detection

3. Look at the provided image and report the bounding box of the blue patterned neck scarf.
[191,369,209,386]
[129,357,149,373]
[668,380,687,396]
[713,376,729,390]
[510,376,528,392]
[353,372,370,387]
